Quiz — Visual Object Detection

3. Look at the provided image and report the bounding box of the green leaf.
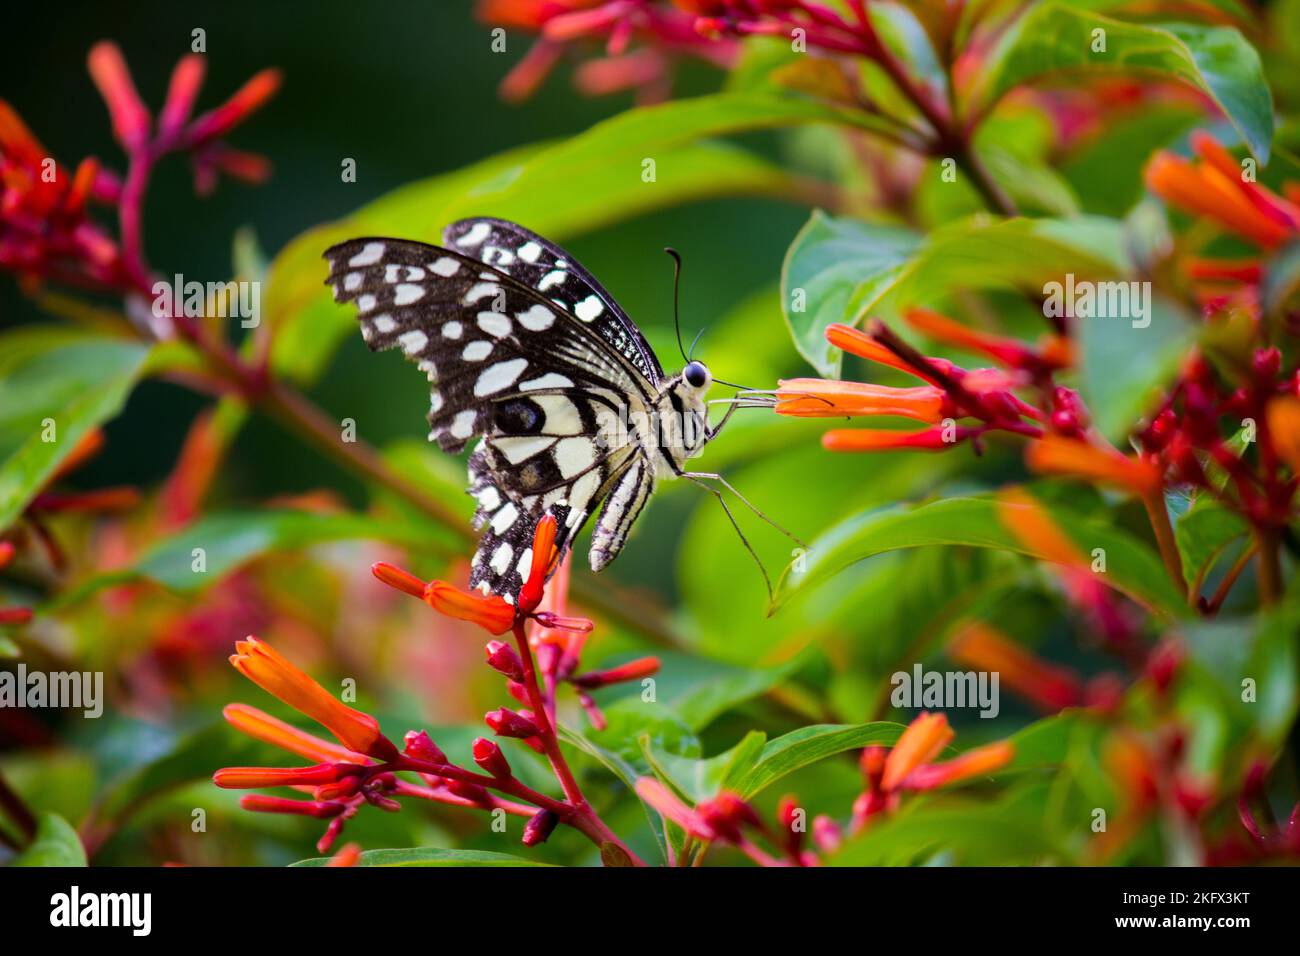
[598,651,800,732]
[642,730,768,804]
[59,509,437,602]
[775,496,1188,618]
[1172,495,1250,589]
[1075,293,1196,440]
[978,4,1273,161]
[733,722,905,798]
[267,91,874,385]
[292,847,551,867]
[0,327,152,530]
[781,211,921,376]
[781,212,1129,376]
[13,813,88,867]
[94,721,270,827]
[831,782,1058,865]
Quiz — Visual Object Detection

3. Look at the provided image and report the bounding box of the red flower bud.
[404,729,449,765]
[239,795,346,819]
[484,640,525,681]
[446,779,492,803]
[472,737,512,778]
[522,808,560,847]
[485,707,541,739]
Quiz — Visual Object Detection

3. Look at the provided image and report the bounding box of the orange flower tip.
[881,711,954,792]
[570,656,661,689]
[1026,436,1161,496]
[213,763,347,790]
[822,426,958,452]
[1265,397,1300,473]
[370,561,427,599]
[326,843,363,867]
[86,41,151,146]
[900,740,1016,791]
[519,513,560,613]
[424,581,517,635]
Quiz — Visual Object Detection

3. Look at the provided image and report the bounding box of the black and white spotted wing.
[323,223,661,600]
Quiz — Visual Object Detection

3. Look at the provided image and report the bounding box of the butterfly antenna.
[664,247,689,364]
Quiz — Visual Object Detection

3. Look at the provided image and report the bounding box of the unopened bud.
[472,737,512,778]
[485,640,525,681]
[522,808,560,847]
[404,729,449,765]
[485,707,541,739]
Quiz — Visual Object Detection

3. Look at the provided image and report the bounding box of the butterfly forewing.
[323,228,660,600]
[442,218,664,384]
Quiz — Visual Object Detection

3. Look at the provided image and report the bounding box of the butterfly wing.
[442,217,665,385]
[323,233,658,599]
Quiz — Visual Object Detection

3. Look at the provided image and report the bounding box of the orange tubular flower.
[1266,397,1300,474]
[903,307,1066,372]
[1025,434,1162,497]
[881,712,954,791]
[776,379,948,421]
[518,513,558,614]
[230,637,397,760]
[424,581,517,635]
[898,741,1016,791]
[213,763,350,790]
[948,622,1082,712]
[223,703,368,765]
[1145,133,1300,249]
[822,425,963,452]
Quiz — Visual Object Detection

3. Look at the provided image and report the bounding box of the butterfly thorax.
[647,373,711,479]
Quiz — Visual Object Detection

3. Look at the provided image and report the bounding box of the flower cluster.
[1,42,277,304]
[476,0,736,103]
[215,516,654,862]
[636,711,1013,866]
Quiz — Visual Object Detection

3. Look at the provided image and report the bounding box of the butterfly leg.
[683,475,775,602]
[681,471,808,549]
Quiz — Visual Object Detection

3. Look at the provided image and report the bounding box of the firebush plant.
[1,1,1298,867]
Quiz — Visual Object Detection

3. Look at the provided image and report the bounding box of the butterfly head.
[682,360,712,393]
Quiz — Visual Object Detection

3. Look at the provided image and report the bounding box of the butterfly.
[324,218,793,603]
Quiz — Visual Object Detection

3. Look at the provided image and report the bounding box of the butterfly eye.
[683,361,710,390]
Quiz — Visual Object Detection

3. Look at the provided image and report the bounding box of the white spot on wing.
[520,373,573,391]
[373,315,396,334]
[399,330,427,355]
[518,241,542,263]
[491,502,519,534]
[516,304,555,331]
[431,257,460,277]
[538,270,566,291]
[442,321,463,339]
[477,311,512,338]
[574,295,604,322]
[344,272,362,291]
[474,358,529,397]
[463,341,492,361]
[349,242,385,267]
[357,294,377,313]
[490,541,514,575]
[394,283,425,306]
[451,410,477,439]
[456,222,492,247]
[553,437,597,479]
[464,282,500,304]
